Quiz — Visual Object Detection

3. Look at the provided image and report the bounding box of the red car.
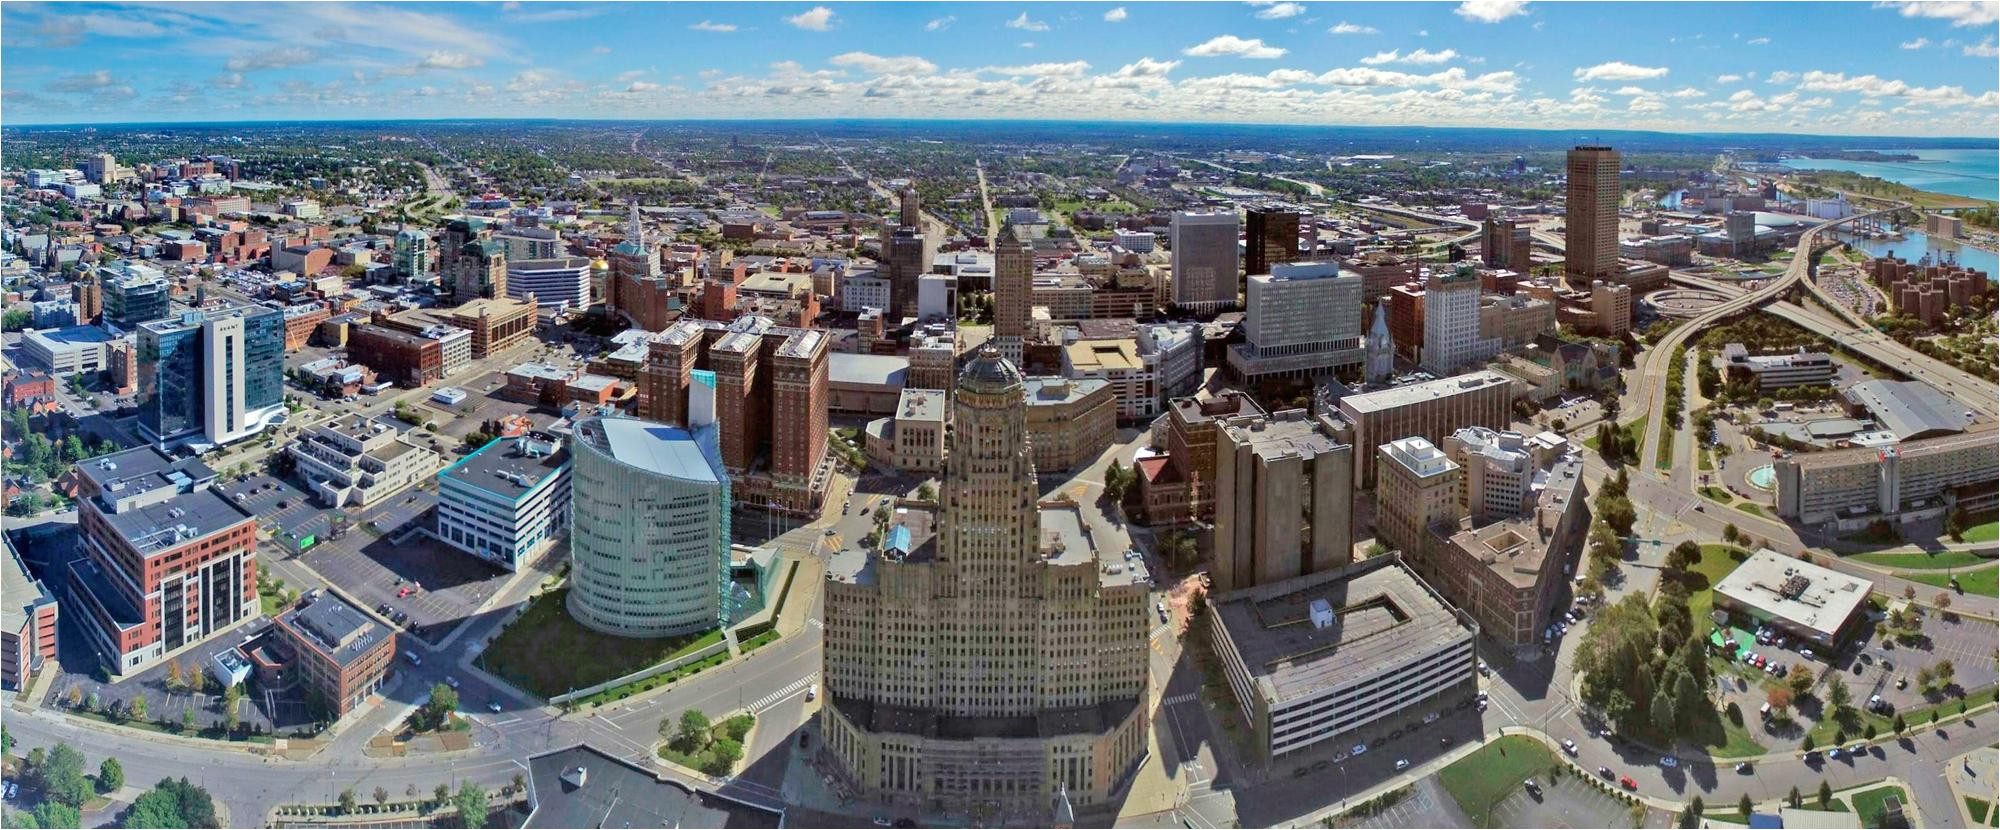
[397,587,414,598]
[1619,776,1638,790]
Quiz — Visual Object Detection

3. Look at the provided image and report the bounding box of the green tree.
[1817,780,1832,809]
[915,481,936,501]
[433,784,451,809]
[127,695,147,723]
[419,683,458,731]
[97,757,124,794]
[677,708,712,749]
[1739,793,1753,817]
[1788,665,1815,699]
[705,738,743,775]
[32,743,93,809]
[374,786,389,806]
[33,801,82,829]
[1666,541,1701,571]
[339,788,358,815]
[1788,786,1801,808]
[454,782,489,830]
[1826,675,1853,718]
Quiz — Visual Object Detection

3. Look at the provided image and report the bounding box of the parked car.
[487,700,502,713]
[1351,743,1368,756]
[1394,759,1410,771]
[1659,755,1678,768]
[1597,766,1613,779]
[1561,739,1578,756]
[445,675,461,690]
[1619,776,1638,790]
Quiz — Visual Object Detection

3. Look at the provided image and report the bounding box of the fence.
[548,639,731,705]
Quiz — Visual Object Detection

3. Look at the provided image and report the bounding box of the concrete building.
[287,415,441,508]
[1565,146,1621,282]
[1112,229,1155,253]
[841,271,892,315]
[68,447,258,675]
[1775,426,1998,528]
[437,432,571,572]
[1136,321,1202,407]
[1481,217,1533,271]
[1024,376,1117,474]
[1335,370,1516,486]
[22,325,117,376]
[3,539,59,690]
[1839,379,1968,443]
[1414,436,1587,648]
[435,297,536,359]
[347,324,444,388]
[568,413,732,638]
[101,261,170,330]
[271,594,395,717]
[1244,206,1301,278]
[1714,343,1837,391]
[1227,262,1364,382]
[864,388,947,474]
[443,218,508,301]
[137,306,286,449]
[1711,549,1872,649]
[521,745,785,828]
[1062,338,1158,421]
[1421,266,1495,375]
[507,257,592,310]
[1374,437,1461,559]
[1208,555,1475,760]
[821,350,1150,820]
[1212,410,1354,594]
[883,226,930,321]
[1171,211,1241,313]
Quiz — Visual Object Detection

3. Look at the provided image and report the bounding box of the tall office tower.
[1565,146,1621,283]
[1420,266,1494,374]
[992,224,1033,364]
[72,276,102,325]
[1244,206,1301,277]
[1227,261,1365,383]
[137,306,285,449]
[440,218,507,301]
[1211,410,1354,594]
[899,185,921,229]
[101,262,170,330]
[393,228,432,281]
[883,227,929,321]
[567,413,732,638]
[1170,211,1242,314]
[1480,217,1533,271]
[1365,298,1395,383]
[820,349,1150,819]
[1374,436,1462,557]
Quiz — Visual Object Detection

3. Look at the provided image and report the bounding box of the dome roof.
[958,346,1023,394]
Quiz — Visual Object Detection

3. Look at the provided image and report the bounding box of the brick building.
[271,594,395,717]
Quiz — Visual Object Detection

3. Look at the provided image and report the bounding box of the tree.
[419,683,458,731]
[433,784,451,809]
[165,660,184,691]
[339,788,358,815]
[1788,786,1802,809]
[33,801,82,829]
[1800,735,1815,752]
[1722,523,1740,544]
[374,786,389,807]
[677,708,712,748]
[97,757,124,794]
[1788,666,1815,698]
[222,685,241,733]
[1739,793,1753,817]
[32,743,93,809]
[1826,675,1853,717]
[1767,687,1793,712]
[1817,780,1832,809]
[1667,541,1701,572]
[705,738,744,775]
[915,481,936,501]
[1935,659,1956,689]
[1934,592,1953,611]
[128,695,147,723]
[1893,713,1907,736]
[454,782,489,830]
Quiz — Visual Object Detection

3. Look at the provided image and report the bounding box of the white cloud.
[47,69,123,93]
[417,51,483,69]
[1104,7,1129,22]
[1715,74,1744,84]
[982,61,1092,77]
[624,81,661,93]
[592,45,613,54]
[925,15,955,31]
[1113,57,1181,77]
[1317,66,1519,93]
[1573,61,1669,81]
[1766,70,1797,84]
[1875,1,1998,27]
[1183,35,1288,58]
[1250,1,1308,20]
[212,72,246,89]
[689,20,737,32]
[226,46,317,72]
[1328,21,1378,34]
[1745,36,1770,45]
[829,52,938,75]
[1455,0,1530,23]
[1360,48,1460,65]
[785,6,835,31]
[1797,69,1997,108]
[1613,85,1649,95]
[1019,41,1036,49]
[1967,36,2000,57]
[1628,96,1667,113]
[1666,87,1706,98]
[1007,11,1051,32]
[1901,37,1932,49]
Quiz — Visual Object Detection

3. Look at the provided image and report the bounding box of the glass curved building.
[567,414,731,638]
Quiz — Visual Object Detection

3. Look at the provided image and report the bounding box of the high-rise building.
[1244,206,1301,277]
[992,225,1032,364]
[101,262,170,330]
[393,228,432,280]
[1480,216,1533,271]
[1365,299,1395,383]
[137,306,285,449]
[506,257,592,310]
[71,277,102,325]
[1171,211,1241,313]
[442,217,508,301]
[899,185,921,229]
[1420,266,1495,374]
[1564,146,1621,283]
[1334,370,1515,487]
[820,349,1150,819]
[883,227,929,321]
[1226,262,1364,382]
[1212,410,1354,593]
[438,432,571,573]
[568,412,732,638]
[1374,437,1461,557]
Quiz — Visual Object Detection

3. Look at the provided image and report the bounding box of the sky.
[3,1,1998,137]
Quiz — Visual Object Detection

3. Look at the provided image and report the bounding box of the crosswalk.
[750,673,819,714]
[1162,692,1198,706]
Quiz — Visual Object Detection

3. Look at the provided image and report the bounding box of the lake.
[1829,227,1997,277]
[1780,148,1999,203]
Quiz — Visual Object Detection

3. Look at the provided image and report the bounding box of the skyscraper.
[1244,205,1301,277]
[820,349,1150,819]
[1565,146,1620,283]
[1420,266,1495,374]
[1226,261,1364,382]
[137,306,285,449]
[1480,216,1532,271]
[567,412,732,638]
[442,217,508,301]
[1170,211,1241,313]
[101,262,169,330]
[899,184,921,229]
[992,224,1032,364]
[393,228,431,281]
[883,226,929,320]
[1212,410,1354,593]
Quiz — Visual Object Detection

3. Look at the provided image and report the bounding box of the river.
[1779,148,1998,204]
[1829,227,1997,276]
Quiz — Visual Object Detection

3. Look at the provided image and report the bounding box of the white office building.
[1171,211,1242,313]
[436,433,571,572]
[842,271,892,314]
[1420,266,1496,374]
[1227,261,1364,381]
[506,257,592,310]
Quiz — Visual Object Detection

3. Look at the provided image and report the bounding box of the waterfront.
[1831,226,1998,276]
[1781,148,1999,203]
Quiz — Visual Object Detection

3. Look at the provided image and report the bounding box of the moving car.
[1597,766,1613,779]
[1394,759,1410,771]
[1619,776,1638,790]
[1561,739,1578,755]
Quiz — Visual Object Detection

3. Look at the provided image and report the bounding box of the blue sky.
[3,1,1997,136]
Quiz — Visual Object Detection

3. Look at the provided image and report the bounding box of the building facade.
[1244,206,1301,278]
[271,594,395,717]
[286,416,441,508]
[137,306,285,449]
[1564,146,1621,283]
[1227,262,1365,382]
[568,414,732,638]
[1211,410,1354,594]
[1171,211,1241,313]
[1335,370,1516,486]
[1775,426,1999,528]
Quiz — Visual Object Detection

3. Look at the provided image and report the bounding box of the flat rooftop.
[1065,339,1141,372]
[1714,549,1872,636]
[1339,370,1512,415]
[1024,376,1108,406]
[524,744,781,829]
[1842,379,1967,442]
[443,434,568,502]
[25,325,116,346]
[277,593,391,668]
[575,416,720,485]
[1211,556,1471,705]
[895,388,945,422]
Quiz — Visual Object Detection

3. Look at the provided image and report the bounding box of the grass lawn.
[1806,686,1997,745]
[1967,797,1992,825]
[1847,551,1991,569]
[1437,736,1559,828]
[1699,486,1733,504]
[1655,428,1676,471]
[476,588,724,698]
[1689,545,1752,637]
[658,713,756,776]
[1963,519,1999,544]
[1848,785,1910,829]
[1698,448,1714,472]
[1734,502,1769,518]
[1896,567,2000,597]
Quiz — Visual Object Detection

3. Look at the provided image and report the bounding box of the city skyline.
[1,1,1996,136]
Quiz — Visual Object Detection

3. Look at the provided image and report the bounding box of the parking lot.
[291,524,514,646]
[49,618,319,736]
[1837,613,1999,712]
[1338,777,1468,828]
[1487,771,1645,829]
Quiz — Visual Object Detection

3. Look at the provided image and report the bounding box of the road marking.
[749,674,818,714]
[808,618,823,630]
[1162,692,1197,706]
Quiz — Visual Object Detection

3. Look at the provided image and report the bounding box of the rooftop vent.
[1308,598,1334,630]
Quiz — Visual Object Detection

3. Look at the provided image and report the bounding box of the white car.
[1351,743,1368,756]
[1561,739,1578,756]
[1660,756,1678,768]
[1394,759,1410,771]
